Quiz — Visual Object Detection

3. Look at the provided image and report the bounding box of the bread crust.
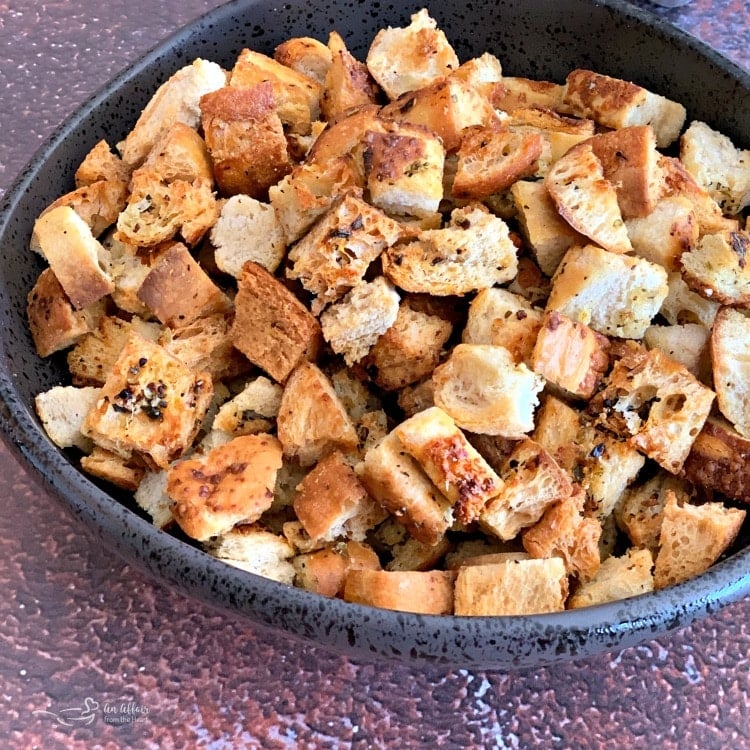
[343,569,454,614]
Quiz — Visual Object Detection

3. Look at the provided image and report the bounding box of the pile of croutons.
[29,9,750,616]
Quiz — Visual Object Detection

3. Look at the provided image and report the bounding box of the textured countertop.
[1,1,749,747]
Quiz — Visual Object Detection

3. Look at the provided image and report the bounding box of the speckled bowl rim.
[1,0,749,669]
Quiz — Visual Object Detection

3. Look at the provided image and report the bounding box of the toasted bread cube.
[136,242,230,328]
[381,77,499,153]
[546,244,668,339]
[660,271,720,328]
[82,332,213,469]
[394,407,503,525]
[358,431,452,546]
[568,548,654,609]
[531,310,610,400]
[510,179,585,277]
[626,196,698,271]
[363,123,445,218]
[277,362,358,466]
[545,143,632,255]
[494,77,568,112]
[380,523,452,572]
[363,302,452,390]
[200,83,292,198]
[532,394,583,473]
[451,125,543,201]
[382,205,518,295]
[680,120,750,215]
[205,524,295,583]
[133,469,174,529]
[321,31,379,121]
[592,344,714,473]
[231,262,322,383]
[31,205,114,310]
[293,450,385,542]
[168,434,282,541]
[141,122,213,184]
[454,557,567,615]
[449,52,503,101]
[80,446,146,491]
[75,139,131,187]
[26,269,104,357]
[366,9,458,100]
[320,277,401,366]
[711,307,750,438]
[308,103,384,165]
[681,229,750,306]
[287,194,405,311]
[522,487,601,582]
[479,438,573,541]
[654,492,745,589]
[344,569,454,614]
[212,376,283,437]
[643,322,710,380]
[209,194,286,276]
[564,69,686,148]
[294,541,380,597]
[274,36,332,86]
[117,58,226,168]
[397,377,436,418]
[230,47,321,134]
[615,472,691,552]
[433,344,544,438]
[34,385,101,452]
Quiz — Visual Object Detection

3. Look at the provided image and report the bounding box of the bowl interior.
[1,0,749,669]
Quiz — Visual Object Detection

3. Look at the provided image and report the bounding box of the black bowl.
[1,0,749,669]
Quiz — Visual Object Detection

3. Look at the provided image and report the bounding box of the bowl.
[1,0,749,669]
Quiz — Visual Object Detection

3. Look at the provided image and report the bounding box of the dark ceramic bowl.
[1,0,749,669]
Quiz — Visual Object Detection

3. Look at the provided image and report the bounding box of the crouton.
[531,310,610,400]
[307,104,384,166]
[531,394,583,473]
[286,194,405,311]
[133,469,174,529]
[320,277,401,366]
[343,568,454,614]
[382,205,518,295]
[117,58,227,168]
[206,524,295,583]
[494,77,568,113]
[34,385,101,451]
[200,83,292,198]
[653,491,746,589]
[711,307,750,438]
[546,244,668,339]
[365,9,458,100]
[449,52,503,102]
[377,520,452,572]
[454,557,567,615]
[363,301,452,390]
[568,548,654,608]
[212,376,283,436]
[26,269,105,357]
[293,450,385,542]
[660,271,720,328]
[293,541,380,597]
[563,68,686,148]
[643,322,710,381]
[433,344,544,438]
[681,229,750,305]
[80,447,146,492]
[82,332,213,469]
[363,123,445,218]
[75,139,131,187]
[209,194,287,276]
[136,242,230,328]
[141,122,213,184]
[680,120,750,215]
[683,416,750,504]
[591,344,714,473]
[397,377,436,418]
[321,31,379,121]
[479,438,574,541]
[230,261,322,383]
[31,205,114,310]
[451,125,543,201]
[394,406,503,524]
[277,362,358,466]
[274,36,332,86]
[545,143,632,255]
[626,196,697,271]
[357,431,453,546]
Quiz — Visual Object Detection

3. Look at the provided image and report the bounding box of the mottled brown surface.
[1,1,750,747]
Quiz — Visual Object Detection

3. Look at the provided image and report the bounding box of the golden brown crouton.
[80,447,146,492]
[343,569,454,614]
[274,36,333,86]
[711,306,750,438]
[34,385,101,452]
[397,377,436,418]
[294,541,380,597]
[212,376,283,437]
[494,77,568,112]
[168,434,282,541]
[75,139,131,187]
[448,52,503,102]
[141,122,214,184]
[531,310,610,400]
[277,362,358,466]
[643,322,711,381]
[82,332,213,469]
[660,271,720,328]
[230,262,322,383]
